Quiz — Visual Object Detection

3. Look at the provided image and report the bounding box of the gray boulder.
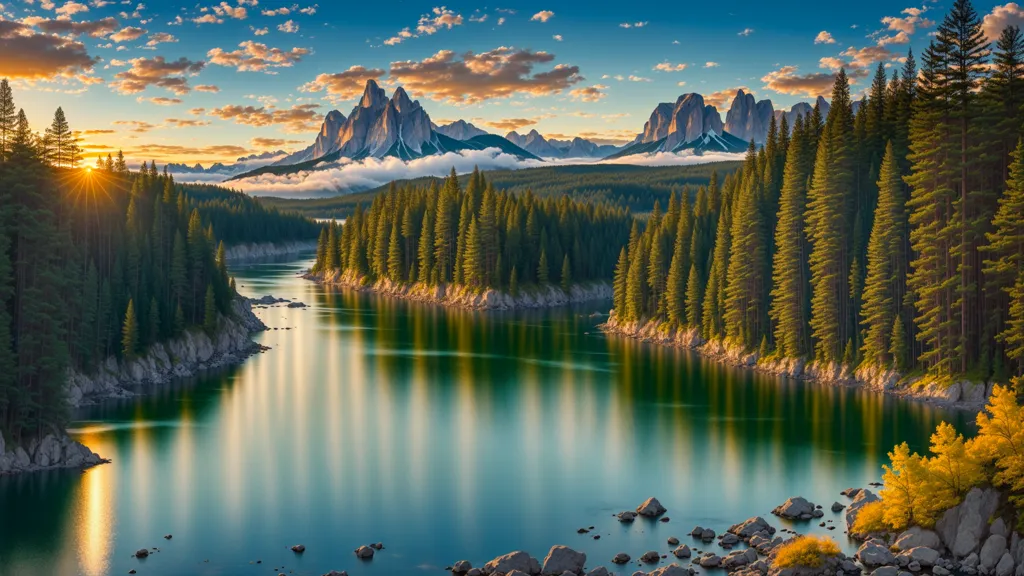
[996,553,1015,576]
[612,553,631,564]
[846,489,880,531]
[618,511,638,523]
[586,569,611,576]
[899,547,940,567]
[453,560,473,573]
[992,520,1009,539]
[701,528,716,541]
[699,554,722,568]
[638,497,668,517]
[354,545,374,559]
[729,517,776,540]
[721,533,740,546]
[773,497,817,520]
[673,545,692,558]
[668,537,680,546]
[832,502,846,513]
[936,488,1001,557]
[983,536,1010,570]
[542,546,586,575]
[858,541,897,567]
[895,528,942,552]
[484,551,540,575]
[721,549,758,570]
[641,550,661,564]
[870,567,899,576]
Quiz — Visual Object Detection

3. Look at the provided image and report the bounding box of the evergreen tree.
[770,115,813,357]
[984,139,1024,368]
[0,79,14,162]
[203,284,217,334]
[685,262,703,329]
[122,299,138,359]
[613,247,629,315]
[561,254,572,293]
[862,142,908,366]
[537,248,550,285]
[387,220,403,283]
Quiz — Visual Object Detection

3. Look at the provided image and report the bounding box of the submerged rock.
[673,545,691,558]
[291,544,305,553]
[618,511,638,523]
[612,553,631,564]
[641,550,661,564]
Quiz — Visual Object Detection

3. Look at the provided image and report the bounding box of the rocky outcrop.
[601,313,997,412]
[67,299,267,407]
[936,487,1002,558]
[308,269,612,311]
[223,240,317,263]
[0,432,106,475]
[772,497,822,520]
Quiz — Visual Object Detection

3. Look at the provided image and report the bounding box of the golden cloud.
[23,16,119,37]
[110,56,205,95]
[110,26,146,42]
[0,20,98,81]
[761,66,835,97]
[570,85,606,102]
[704,86,752,108]
[251,137,304,148]
[388,47,583,104]
[207,103,321,133]
[207,41,310,72]
[299,65,386,101]
[983,3,1024,41]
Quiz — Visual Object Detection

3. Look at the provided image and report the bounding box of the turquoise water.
[0,256,972,575]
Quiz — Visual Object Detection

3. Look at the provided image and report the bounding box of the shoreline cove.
[0,298,268,476]
[305,268,613,310]
[599,313,996,413]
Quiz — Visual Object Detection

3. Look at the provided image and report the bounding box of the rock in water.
[452,560,472,573]
[612,553,631,564]
[773,496,818,519]
[291,544,305,553]
[135,549,149,559]
[673,545,691,558]
[637,497,668,517]
[728,517,775,540]
[541,546,586,575]
[354,545,374,559]
[483,551,540,575]
[617,511,638,523]
[640,550,661,564]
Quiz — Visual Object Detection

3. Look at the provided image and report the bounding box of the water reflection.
[0,258,972,576]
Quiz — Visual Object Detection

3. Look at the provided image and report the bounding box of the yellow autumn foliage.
[851,500,887,535]
[773,536,841,569]
[872,384,1023,530]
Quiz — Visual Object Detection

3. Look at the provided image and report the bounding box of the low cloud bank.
[173,148,744,198]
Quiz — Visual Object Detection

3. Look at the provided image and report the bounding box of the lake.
[0,256,972,576]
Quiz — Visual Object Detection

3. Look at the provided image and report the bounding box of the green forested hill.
[259,162,741,218]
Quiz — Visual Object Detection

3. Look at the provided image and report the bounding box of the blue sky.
[3,0,1021,165]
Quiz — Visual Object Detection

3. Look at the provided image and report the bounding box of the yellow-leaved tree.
[971,384,1024,508]
[881,442,933,530]
[927,422,985,511]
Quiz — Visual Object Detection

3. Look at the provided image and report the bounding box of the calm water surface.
[0,256,973,576]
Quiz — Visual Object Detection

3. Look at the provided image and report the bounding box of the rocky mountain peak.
[360,79,387,109]
[391,86,415,113]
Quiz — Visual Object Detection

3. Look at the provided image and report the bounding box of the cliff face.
[600,313,994,411]
[0,432,105,475]
[309,269,612,311]
[67,298,267,407]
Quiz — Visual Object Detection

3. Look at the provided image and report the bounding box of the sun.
[85,166,93,173]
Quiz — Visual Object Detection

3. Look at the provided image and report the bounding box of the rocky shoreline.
[223,240,317,263]
[67,298,268,408]
[600,314,994,413]
[305,269,613,311]
[242,489,1019,576]
[0,297,269,477]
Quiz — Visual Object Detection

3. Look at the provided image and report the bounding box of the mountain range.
[180,80,845,184]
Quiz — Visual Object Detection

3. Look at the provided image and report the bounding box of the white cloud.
[209,148,744,197]
[619,21,648,28]
[654,62,687,72]
[983,3,1024,41]
[552,34,562,41]
[738,28,754,36]
[277,19,298,33]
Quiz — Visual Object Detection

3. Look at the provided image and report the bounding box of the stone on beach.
[858,541,897,567]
